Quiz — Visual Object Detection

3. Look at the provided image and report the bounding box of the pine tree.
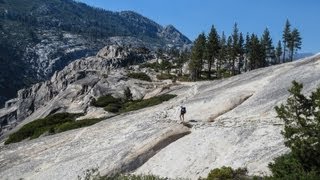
[282,19,291,63]
[275,40,283,64]
[287,28,302,62]
[156,48,164,60]
[248,34,265,70]
[275,81,320,171]
[206,25,220,79]
[226,35,233,74]
[176,50,189,76]
[217,32,227,78]
[124,87,133,101]
[231,23,239,75]
[189,33,206,80]
[160,59,172,74]
[261,27,275,65]
[238,32,244,74]
[244,33,251,72]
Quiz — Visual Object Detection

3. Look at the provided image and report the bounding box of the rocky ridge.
[0,52,319,179]
[0,0,192,105]
[0,45,158,136]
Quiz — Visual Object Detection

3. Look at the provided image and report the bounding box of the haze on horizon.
[77,0,320,54]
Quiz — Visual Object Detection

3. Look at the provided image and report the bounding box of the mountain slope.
[0,0,191,105]
[0,52,319,179]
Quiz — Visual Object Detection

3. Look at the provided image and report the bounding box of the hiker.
[180,106,186,122]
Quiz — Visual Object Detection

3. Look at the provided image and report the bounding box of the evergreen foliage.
[79,168,166,180]
[268,153,319,179]
[231,23,240,75]
[267,81,320,179]
[124,87,133,101]
[121,94,176,113]
[4,113,105,144]
[92,93,176,114]
[189,33,206,80]
[275,41,283,64]
[275,81,320,171]
[159,60,172,74]
[217,32,227,78]
[238,32,245,73]
[287,28,302,62]
[188,20,302,82]
[206,166,248,180]
[127,72,152,82]
[206,25,220,79]
[247,34,266,70]
[282,19,291,62]
[261,28,275,65]
[91,94,121,107]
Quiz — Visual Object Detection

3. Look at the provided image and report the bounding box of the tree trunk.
[216,64,220,79]
[290,48,294,62]
[232,59,235,75]
[207,58,212,79]
[238,55,243,74]
[244,57,247,72]
[282,43,286,63]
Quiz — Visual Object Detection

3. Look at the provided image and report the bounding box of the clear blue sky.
[77,0,320,53]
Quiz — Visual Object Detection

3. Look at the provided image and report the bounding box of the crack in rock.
[110,128,191,175]
[208,93,253,122]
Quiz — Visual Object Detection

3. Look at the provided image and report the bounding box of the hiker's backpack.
[181,107,186,113]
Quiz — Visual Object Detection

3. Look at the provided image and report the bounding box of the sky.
[77,0,320,53]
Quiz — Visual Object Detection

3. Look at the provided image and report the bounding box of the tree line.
[189,20,302,81]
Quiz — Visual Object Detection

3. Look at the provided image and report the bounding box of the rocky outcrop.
[0,0,192,105]
[0,45,158,136]
[160,25,191,46]
[0,54,319,179]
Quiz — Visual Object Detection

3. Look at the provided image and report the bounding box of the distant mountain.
[0,0,191,106]
[294,53,315,60]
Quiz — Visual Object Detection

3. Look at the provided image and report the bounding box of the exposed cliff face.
[0,54,319,179]
[160,25,191,45]
[0,0,191,105]
[25,30,99,80]
[0,45,158,135]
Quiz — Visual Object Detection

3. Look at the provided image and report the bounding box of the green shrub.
[207,166,233,179]
[5,113,103,144]
[124,87,133,101]
[121,94,176,113]
[56,118,102,133]
[268,153,308,179]
[93,93,176,114]
[177,74,191,82]
[275,81,320,171]
[5,113,80,144]
[56,122,75,133]
[78,168,166,180]
[206,166,248,180]
[92,95,121,107]
[156,73,176,80]
[103,174,166,180]
[127,72,152,82]
[104,103,122,113]
[266,81,320,179]
[216,69,232,79]
[207,166,248,180]
[139,62,160,71]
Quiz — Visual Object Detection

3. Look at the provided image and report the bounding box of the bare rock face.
[135,54,320,179]
[97,45,128,59]
[0,54,319,180]
[0,45,156,136]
